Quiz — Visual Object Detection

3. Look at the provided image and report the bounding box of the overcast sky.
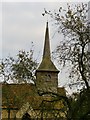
[2,2,65,61]
[0,0,89,91]
[0,2,67,85]
[1,0,88,59]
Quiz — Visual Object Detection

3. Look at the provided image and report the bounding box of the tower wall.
[36,71,58,93]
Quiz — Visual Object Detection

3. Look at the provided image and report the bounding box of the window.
[45,74,51,81]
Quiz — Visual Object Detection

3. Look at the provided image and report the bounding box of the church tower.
[36,22,59,93]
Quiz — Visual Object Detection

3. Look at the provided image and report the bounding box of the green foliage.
[38,88,90,120]
[69,88,90,120]
[43,3,90,89]
[0,48,38,83]
[12,50,38,83]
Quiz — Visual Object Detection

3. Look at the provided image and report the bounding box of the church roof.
[37,22,59,72]
[2,84,66,110]
[2,84,42,109]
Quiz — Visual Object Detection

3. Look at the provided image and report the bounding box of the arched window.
[22,113,31,120]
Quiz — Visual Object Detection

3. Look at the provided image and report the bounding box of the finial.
[46,21,48,28]
[46,14,48,23]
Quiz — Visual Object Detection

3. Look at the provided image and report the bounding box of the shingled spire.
[43,22,50,59]
[37,22,59,72]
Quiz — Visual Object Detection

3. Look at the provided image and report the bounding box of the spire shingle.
[37,22,59,72]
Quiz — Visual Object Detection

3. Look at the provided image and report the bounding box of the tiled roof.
[2,84,42,109]
[2,84,66,110]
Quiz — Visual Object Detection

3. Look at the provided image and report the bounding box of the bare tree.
[43,3,90,89]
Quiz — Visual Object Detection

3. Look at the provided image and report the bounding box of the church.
[2,22,66,120]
